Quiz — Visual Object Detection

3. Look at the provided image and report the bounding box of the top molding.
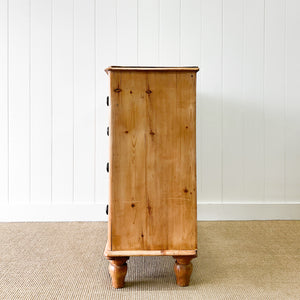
[105,66,199,74]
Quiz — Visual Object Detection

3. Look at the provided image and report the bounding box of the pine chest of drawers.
[104,66,199,288]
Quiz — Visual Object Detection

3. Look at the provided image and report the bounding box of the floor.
[0,221,299,299]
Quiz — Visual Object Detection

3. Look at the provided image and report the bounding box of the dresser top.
[105,66,199,74]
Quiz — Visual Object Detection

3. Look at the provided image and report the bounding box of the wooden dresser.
[104,66,199,288]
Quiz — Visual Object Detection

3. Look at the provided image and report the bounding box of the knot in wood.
[114,88,122,93]
[145,89,152,94]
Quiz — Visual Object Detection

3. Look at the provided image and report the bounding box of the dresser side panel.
[109,70,197,251]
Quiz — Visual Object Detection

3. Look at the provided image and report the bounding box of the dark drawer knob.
[106,96,109,106]
[106,162,109,172]
[106,205,109,215]
[107,126,109,136]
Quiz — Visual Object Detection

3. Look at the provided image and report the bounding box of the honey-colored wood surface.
[108,69,197,253]
[104,242,197,257]
[105,66,199,74]
[173,255,196,287]
[108,257,129,289]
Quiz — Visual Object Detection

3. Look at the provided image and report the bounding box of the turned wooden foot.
[107,257,129,288]
[173,255,196,287]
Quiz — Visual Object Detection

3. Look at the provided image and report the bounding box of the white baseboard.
[0,202,299,222]
[197,203,300,220]
[0,203,108,222]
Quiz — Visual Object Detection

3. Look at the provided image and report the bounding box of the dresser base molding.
[104,244,197,257]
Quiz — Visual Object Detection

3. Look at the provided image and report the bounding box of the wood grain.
[107,68,197,254]
[173,255,196,287]
[104,242,197,257]
[105,66,199,74]
[107,256,129,288]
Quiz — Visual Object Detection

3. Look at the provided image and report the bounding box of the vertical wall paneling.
[8,0,30,203]
[138,0,159,65]
[264,0,285,202]
[222,0,244,202]
[95,0,117,203]
[0,0,9,203]
[1,0,300,221]
[159,0,181,65]
[73,0,95,203]
[199,0,223,202]
[286,0,300,202]
[242,0,264,202]
[52,0,74,203]
[116,0,138,65]
[30,0,52,203]
[180,0,201,66]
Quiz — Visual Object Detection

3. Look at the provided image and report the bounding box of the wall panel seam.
[50,0,53,204]
[242,0,245,201]
[93,0,97,204]
[262,0,266,202]
[29,0,32,204]
[7,0,10,204]
[283,0,287,203]
[72,0,75,204]
[221,0,224,203]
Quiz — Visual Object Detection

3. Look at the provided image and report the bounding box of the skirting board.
[0,203,300,222]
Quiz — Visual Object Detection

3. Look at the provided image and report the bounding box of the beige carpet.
[0,221,299,300]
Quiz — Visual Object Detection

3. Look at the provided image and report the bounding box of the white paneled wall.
[1,0,300,221]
